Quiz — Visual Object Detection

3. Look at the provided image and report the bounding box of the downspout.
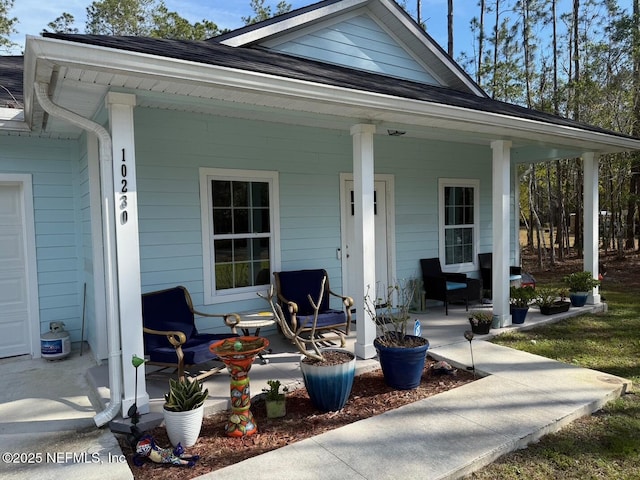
[33,82,123,427]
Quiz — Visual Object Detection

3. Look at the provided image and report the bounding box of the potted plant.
[534,287,571,315]
[260,278,356,412]
[468,310,494,334]
[509,285,535,324]
[563,271,600,307]
[365,279,430,390]
[163,378,208,447]
[262,379,288,418]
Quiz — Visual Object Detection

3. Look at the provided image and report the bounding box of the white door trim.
[0,173,41,358]
[339,173,396,292]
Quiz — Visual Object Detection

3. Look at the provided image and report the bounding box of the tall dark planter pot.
[569,292,589,307]
[300,348,356,412]
[510,306,529,324]
[374,335,430,390]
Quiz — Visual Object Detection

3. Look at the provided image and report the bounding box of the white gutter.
[26,35,640,154]
[33,81,123,427]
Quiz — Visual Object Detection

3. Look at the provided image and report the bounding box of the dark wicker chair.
[420,258,470,315]
[478,253,522,295]
[273,269,352,344]
[141,286,240,381]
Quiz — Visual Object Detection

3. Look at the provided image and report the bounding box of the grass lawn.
[466,272,640,479]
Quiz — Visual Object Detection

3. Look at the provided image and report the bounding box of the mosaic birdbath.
[209,336,269,437]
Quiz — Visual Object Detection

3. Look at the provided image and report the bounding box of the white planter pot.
[163,405,204,447]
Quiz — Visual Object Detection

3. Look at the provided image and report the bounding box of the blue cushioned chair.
[420,258,470,315]
[141,286,240,381]
[273,269,352,343]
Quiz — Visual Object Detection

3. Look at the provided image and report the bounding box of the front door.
[0,178,37,358]
[341,176,394,302]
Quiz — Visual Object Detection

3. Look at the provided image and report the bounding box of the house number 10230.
[119,148,128,225]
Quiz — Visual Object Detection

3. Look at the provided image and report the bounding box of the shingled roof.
[41,32,634,141]
[0,56,24,108]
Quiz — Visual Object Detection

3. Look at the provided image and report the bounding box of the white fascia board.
[219,0,369,47]
[27,36,640,154]
[23,35,39,128]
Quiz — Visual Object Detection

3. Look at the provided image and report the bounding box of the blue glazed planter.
[510,306,529,324]
[570,292,588,307]
[374,335,430,390]
[300,348,356,412]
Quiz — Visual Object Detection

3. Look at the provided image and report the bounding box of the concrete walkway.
[0,350,131,480]
[0,303,632,480]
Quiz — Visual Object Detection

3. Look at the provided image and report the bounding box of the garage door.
[0,181,32,357]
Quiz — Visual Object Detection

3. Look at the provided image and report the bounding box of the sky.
[5,0,636,60]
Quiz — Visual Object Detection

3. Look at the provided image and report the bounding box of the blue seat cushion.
[142,287,196,352]
[146,333,238,365]
[277,270,330,315]
[296,310,346,330]
[446,281,467,291]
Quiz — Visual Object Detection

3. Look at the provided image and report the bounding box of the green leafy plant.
[563,271,600,292]
[163,378,208,412]
[468,310,493,326]
[262,379,288,401]
[510,285,535,308]
[533,287,563,308]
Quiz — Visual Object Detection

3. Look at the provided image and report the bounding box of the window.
[438,179,479,270]
[200,168,280,304]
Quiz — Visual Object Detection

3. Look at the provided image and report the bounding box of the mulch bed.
[119,356,475,480]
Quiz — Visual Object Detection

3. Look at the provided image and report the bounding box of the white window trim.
[438,178,480,273]
[199,168,281,305]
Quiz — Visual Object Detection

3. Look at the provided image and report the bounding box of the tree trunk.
[492,0,500,98]
[447,0,454,57]
[546,165,556,265]
[521,0,532,108]
[477,0,485,84]
[626,0,640,251]
[552,0,559,115]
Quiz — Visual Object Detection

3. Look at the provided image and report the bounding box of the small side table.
[236,312,276,363]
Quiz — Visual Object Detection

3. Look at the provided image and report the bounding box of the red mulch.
[118,357,475,480]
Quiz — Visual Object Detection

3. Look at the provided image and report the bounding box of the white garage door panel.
[0,275,27,311]
[0,182,32,358]
[0,231,24,268]
[0,314,29,355]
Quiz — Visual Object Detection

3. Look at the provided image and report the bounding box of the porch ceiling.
[24,35,640,161]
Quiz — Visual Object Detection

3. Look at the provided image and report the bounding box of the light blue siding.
[0,135,84,344]
[271,14,439,85]
[133,108,500,324]
[1,105,513,350]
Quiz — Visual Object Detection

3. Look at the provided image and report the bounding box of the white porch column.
[105,93,148,416]
[583,152,601,304]
[491,140,512,327]
[351,124,377,359]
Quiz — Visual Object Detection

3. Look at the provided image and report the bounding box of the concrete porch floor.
[86,301,611,422]
[1,300,631,480]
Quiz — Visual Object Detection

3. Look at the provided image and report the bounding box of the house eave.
[24,35,640,156]
[0,107,30,133]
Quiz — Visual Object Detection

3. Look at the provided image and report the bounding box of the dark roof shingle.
[25,34,636,141]
[0,56,24,108]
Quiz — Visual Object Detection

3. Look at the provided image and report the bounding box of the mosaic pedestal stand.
[210,336,269,437]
